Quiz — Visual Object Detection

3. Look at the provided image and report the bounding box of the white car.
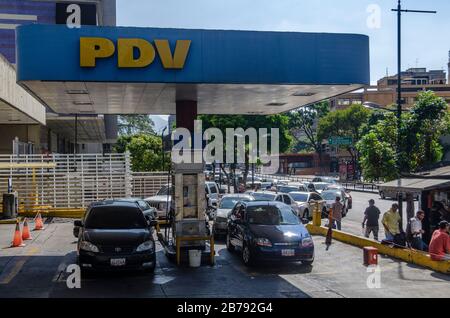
[321,189,349,217]
[213,194,254,236]
[248,191,301,216]
[277,182,308,193]
[307,182,331,194]
[289,192,327,220]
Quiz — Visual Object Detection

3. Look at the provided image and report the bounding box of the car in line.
[247,191,301,216]
[74,200,158,273]
[145,182,221,219]
[288,192,327,220]
[277,183,308,194]
[213,194,254,237]
[306,182,331,194]
[324,185,353,210]
[321,189,349,217]
[226,201,314,266]
[312,176,339,184]
[73,198,157,238]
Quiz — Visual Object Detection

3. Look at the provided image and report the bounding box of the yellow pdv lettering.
[80,37,115,67]
[154,39,191,69]
[117,38,156,68]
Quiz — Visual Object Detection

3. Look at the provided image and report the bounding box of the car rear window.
[251,193,277,201]
[247,205,300,225]
[85,206,147,229]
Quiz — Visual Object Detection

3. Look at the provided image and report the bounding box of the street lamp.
[391,0,436,229]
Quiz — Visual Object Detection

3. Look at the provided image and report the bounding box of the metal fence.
[131,172,169,199]
[0,153,132,209]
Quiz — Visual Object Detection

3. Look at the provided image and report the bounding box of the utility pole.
[391,0,436,230]
[161,127,168,171]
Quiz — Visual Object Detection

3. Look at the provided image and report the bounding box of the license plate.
[281,249,295,257]
[110,258,126,267]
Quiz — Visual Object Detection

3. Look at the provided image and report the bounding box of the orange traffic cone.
[22,218,32,240]
[11,221,25,247]
[34,213,44,231]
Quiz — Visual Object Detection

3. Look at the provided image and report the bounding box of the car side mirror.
[74,220,83,227]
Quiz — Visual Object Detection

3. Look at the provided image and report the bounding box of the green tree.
[118,115,155,136]
[356,91,449,180]
[115,134,170,172]
[288,101,329,166]
[199,114,292,191]
[318,104,371,175]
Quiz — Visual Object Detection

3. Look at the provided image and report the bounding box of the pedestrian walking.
[410,210,428,251]
[331,196,344,231]
[382,203,401,242]
[362,199,380,241]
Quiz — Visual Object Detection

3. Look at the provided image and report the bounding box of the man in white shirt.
[410,210,428,251]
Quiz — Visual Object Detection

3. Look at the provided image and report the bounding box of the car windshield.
[219,197,250,209]
[278,186,297,193]
[322,191,340,200]
[157,186,172,196]
[247,205,300,225]
[85,206,147,229]
[290,193,308,202]
[251,193,277,201]
[314,184,328,190]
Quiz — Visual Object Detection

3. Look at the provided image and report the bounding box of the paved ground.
[0,208,448,298]
[332,191,418,239]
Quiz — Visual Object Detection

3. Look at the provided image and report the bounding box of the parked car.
[117,198,157,219]
[226,201,314,266]
[74,200,158,273]
[321,189,349,217]
[213,194,254,237]
[324,185,352,209]
[289,192,327,220]
[378,187,419,201]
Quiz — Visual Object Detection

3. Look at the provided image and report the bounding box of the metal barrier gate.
[0,153,132,210]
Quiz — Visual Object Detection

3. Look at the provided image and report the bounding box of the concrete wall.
[0,124,41,154]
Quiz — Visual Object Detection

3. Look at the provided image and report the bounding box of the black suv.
[75,200,158,273]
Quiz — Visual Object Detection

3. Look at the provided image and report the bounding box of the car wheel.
[302,258,314,266]
[226,234,235,253]
[303,209,310,220]
[144,262,156,274]
[380,191,385,199]
[242,244,254,267]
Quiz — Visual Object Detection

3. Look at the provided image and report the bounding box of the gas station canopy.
[16,24,370,115]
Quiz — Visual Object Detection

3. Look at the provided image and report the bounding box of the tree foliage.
[357,91,449,181]
[118,115,155,136]
[115,134,170,172]
[288,101,329,155]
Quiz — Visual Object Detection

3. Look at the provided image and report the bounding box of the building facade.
[0,0,117,155]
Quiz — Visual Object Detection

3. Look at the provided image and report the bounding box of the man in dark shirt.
[362,199,381,241]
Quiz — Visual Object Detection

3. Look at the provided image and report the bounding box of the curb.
[306,224,450,275]
[19,209,85,219]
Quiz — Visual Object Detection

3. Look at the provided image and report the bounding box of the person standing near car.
[332,196,344,231]
[429,221,450,261]
[382,203,401,242]
[362,199,381,241]
[410,210,428,252]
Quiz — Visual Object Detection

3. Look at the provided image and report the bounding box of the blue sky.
[117,0,450,85]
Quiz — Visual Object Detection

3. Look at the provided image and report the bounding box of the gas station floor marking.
[0,246,40,284]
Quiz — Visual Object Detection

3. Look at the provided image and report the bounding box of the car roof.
[242,201,285,208]
[222,194,254,199]
[89,200,140,208]
[289,191,310,195]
